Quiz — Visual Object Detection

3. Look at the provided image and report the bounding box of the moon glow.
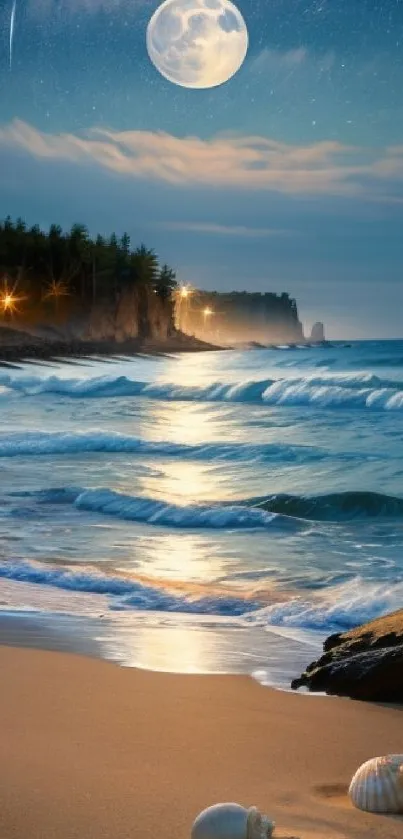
[146,0,249,89]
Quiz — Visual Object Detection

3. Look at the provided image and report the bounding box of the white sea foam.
[0,559,251,616]
[1,370,402,409]
[246,578,403,632]
[0,558,402,632]
[15,485,280,530]
[74,487,279,529]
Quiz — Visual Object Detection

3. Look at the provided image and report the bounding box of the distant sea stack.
[310,322,325,343]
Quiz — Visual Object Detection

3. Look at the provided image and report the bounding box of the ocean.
[1,340,403,689]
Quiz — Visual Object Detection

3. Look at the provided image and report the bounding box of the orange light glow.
[44,280,70,299]
[0,286,25,315]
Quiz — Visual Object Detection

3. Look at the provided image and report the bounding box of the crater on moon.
[146,0,249,89]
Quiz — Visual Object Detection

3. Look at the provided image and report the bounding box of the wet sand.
[1,644,402,839]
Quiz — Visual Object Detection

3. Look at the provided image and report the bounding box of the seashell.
[191,803,275,839]
[349,754,403,814]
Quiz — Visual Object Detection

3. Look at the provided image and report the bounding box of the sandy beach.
[1,645,402,839]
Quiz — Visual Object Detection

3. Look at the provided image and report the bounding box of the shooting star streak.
[9,0,17,71]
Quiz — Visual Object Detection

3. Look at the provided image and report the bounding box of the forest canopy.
[0,217,178,311]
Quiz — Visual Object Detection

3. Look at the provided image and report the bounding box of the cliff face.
[82,287,175,343]
[179,291,304,346]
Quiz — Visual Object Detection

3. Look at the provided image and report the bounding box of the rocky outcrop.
[310,322,325,342]
[291,610,403,701]
[83,286,175,343]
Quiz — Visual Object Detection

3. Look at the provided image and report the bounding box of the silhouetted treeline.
[0,217,177,306]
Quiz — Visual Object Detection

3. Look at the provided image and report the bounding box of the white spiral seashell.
[191,803,275,839]
[349,755,403,814]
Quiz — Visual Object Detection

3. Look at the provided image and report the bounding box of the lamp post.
[175,285,193,331]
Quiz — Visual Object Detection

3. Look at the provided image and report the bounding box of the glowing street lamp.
[175,284,194,331]
[3,294,14,310]
[0,281,25,318]
[43,279,70,317]
[202,306,214,335]
[44,279,70,300]
[174,284,193,302]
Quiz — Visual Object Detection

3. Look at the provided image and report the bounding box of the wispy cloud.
[1,119,403,200]
[250,46,336,75]
[251,47,309,72]
[159,222,292,237]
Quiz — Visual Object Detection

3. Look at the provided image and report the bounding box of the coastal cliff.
[0,286,176,345]
[0,218,179,349]
[0,289,217,360]
[2,288,308,351]
[82,286,175,343]
[178,291,304,345]
[0,218,313,351]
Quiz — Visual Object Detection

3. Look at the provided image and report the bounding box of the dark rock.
[291,644,403,702]
[323,632,343,652]
[292,608,403,702]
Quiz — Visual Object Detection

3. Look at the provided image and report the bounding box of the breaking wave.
[0,558,402,632]
[11,486,283,530]
[0,559,252,616]
[1,370,403,409]
[254,490,403,521]
[246,578,403,632]
[8,485,403,527]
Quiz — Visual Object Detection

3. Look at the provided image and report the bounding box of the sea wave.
[1,370,403,409]
[11,486,282,530]
[254,490,403,521]
[0,430,370,464]
[246,578,403,632]
[10,485,403,527]
[261,377,403,410]
[0,559,252,616]
[0,558,402,632]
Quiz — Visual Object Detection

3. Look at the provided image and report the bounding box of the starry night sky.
[1,0,403,336]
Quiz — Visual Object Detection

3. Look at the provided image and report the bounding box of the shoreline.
[0,328,222,365]
[0,607,323,689]
[1,643,403,839]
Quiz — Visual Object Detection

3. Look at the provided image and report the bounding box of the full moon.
[146,0,249,89]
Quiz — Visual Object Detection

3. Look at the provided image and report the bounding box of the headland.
[0,219,324,361]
